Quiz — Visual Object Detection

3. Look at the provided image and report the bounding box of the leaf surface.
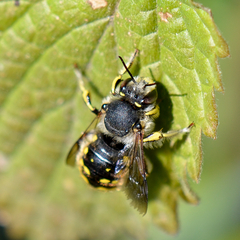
[0,0,229,239]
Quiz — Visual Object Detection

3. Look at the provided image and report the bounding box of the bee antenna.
[143,82,158,89]
[118,56,136,83]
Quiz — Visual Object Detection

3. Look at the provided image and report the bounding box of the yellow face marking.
[143,132,162,143]
[120,92,125,97]
[134,102,141,108]
[99,178,111,184]
[145,106,160,117]
[105,168,111,172]
[144,77,155,84]
[90,158,94,163]
[83,165,90,175]
[92,134,98,142]
[83,147,89,155]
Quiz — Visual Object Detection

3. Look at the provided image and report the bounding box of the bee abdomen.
[78,133,123,189]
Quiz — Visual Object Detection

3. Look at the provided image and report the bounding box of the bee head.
[115,55,158,108]
[119,77,158,108]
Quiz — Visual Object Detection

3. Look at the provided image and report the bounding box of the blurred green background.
[150,0,240,239]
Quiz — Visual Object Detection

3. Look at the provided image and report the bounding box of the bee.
[66,50,194,215]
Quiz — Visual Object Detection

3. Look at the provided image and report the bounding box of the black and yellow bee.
[66,50,193,214]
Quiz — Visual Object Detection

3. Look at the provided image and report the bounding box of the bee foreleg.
[74,66,99,115]
[111,75,123,95]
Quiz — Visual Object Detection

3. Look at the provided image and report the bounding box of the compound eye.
[102,104,108,110]
[142,89,158,105]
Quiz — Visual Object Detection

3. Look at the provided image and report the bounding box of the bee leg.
[74,66,99,115]
[111,75,123,95]
[143,123,194,143]
[111,49,139,94]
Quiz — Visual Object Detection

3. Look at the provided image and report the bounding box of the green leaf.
[0,0,229,239]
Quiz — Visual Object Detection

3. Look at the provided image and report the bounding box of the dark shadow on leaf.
[145,82,174,201]
[172,133,190,151]
[155,82,174,132]
[146,147,171,201]
[145,82,190,201]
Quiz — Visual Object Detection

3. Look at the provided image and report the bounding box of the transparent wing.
[66,115,99,166]
[66,141,80,167]
[124,130,148,215]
